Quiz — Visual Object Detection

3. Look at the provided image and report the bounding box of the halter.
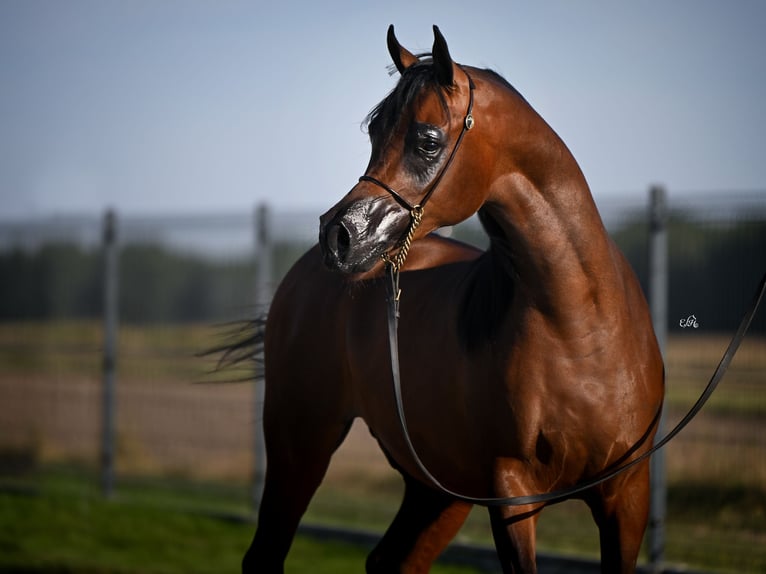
[358,66,476,275]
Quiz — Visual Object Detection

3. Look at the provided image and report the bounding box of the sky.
[1,0,765,220]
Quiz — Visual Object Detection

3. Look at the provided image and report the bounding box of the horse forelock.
[364,64,524,152]
[364,58,451,149]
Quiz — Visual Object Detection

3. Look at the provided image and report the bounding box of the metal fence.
[0,188,764,572]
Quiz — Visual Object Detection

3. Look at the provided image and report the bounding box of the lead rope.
[383,205,424,275]
[381,205,424,311]
[385,269,766,507]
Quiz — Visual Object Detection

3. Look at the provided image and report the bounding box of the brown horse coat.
[243,26,664,574]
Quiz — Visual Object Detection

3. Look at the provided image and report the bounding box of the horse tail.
[202,314,267,382]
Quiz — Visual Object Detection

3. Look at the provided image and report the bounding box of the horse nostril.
[327,221,351,262]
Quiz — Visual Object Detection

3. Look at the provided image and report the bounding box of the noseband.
[358,66,476,273]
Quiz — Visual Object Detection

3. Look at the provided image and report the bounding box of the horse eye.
[419,139,441,155]
[406,124,443,168]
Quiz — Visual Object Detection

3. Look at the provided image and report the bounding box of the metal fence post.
[101,209,119,498]
[648,185,668,572]
[252,203,272,515]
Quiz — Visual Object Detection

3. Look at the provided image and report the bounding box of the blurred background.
[1,1,764,573]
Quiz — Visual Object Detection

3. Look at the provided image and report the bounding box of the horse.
[239,25,664,573]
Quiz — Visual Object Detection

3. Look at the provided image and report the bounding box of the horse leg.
[241,401,354,573]
[485,463,545,574]
[488,505,542,574]
[366,473,473,574]
[585,462,651,574]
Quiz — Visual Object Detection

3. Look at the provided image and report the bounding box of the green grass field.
[1,322,765,572]
[0,472,482,574]
[2,468,765,573]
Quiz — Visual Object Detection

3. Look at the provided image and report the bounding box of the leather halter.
[358,66,476,273]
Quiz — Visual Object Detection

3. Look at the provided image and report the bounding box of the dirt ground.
[0,373,393,483]
[1,369,763,488]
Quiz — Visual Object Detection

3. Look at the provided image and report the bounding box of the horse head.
[319,25,492,273]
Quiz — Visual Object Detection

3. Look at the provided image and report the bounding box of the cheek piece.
[358,66,475,274]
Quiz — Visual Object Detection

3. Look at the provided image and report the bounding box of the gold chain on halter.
[382,205,424,275]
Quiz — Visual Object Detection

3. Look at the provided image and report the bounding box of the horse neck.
[482,100,621,326]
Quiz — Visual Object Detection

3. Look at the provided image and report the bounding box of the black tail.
[202,315,267,382]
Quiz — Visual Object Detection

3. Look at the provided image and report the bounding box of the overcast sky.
[1,1,765,219]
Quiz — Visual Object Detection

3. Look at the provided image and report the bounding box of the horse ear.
[387,25,418,74]
[431,25,454,86]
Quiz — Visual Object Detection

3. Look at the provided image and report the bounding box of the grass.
[3,468,765,573]
[306,482,766,572]
[0,472,483,574]
[0,492,247,573]
[0,486,247,573]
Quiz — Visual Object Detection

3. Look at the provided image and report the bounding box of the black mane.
[365,64,520,148]
[364,57,451,149]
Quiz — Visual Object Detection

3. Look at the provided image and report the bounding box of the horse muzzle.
[319,196,409,274]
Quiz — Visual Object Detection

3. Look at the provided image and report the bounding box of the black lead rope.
[385,267,766,507]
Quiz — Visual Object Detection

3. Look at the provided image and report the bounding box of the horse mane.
[458,207,517,351]
[365,62,524,147]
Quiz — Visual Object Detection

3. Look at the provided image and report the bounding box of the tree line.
[0,243,257,323]
[0,216,763,333]
[609,214,765,334]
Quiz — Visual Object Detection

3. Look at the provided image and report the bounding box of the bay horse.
[242,25,664,573]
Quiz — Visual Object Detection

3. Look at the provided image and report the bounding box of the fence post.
[101,209,119,498]
[648,185,668,573]
[252,203,272,516]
